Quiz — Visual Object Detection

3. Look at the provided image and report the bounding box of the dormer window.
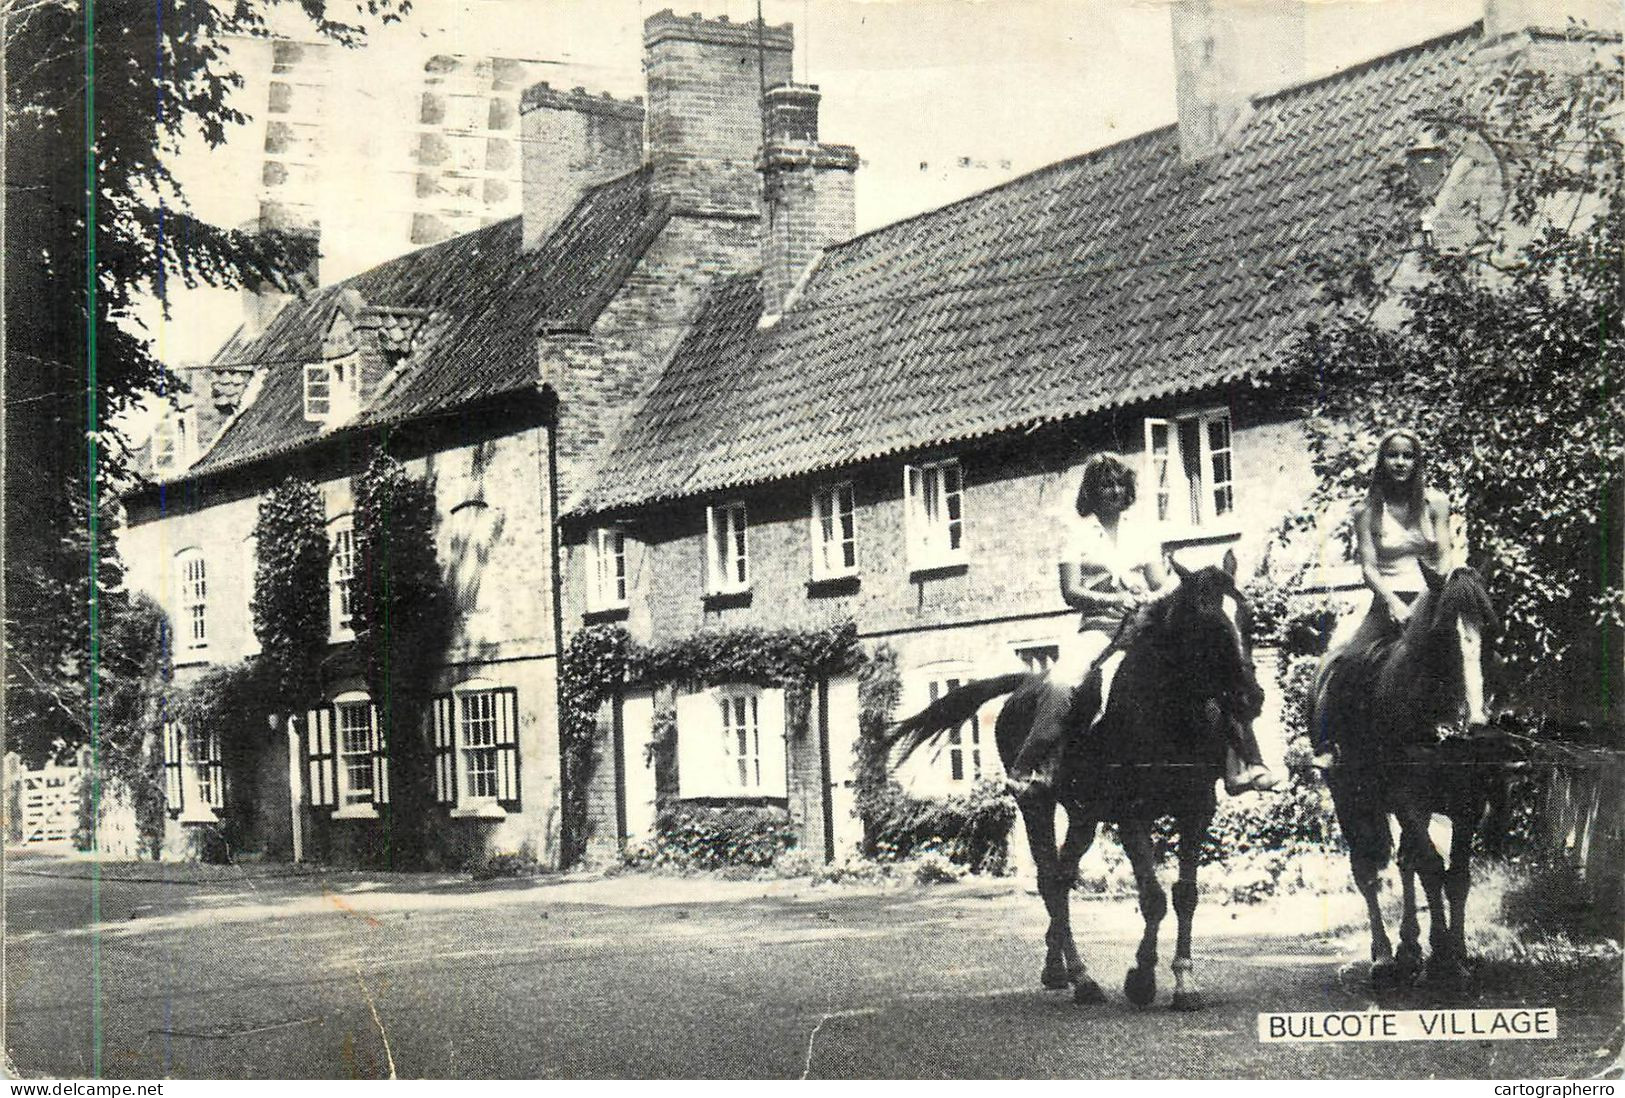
[304,363,333,421]
[151,413,190,475]
[304,357,361,425]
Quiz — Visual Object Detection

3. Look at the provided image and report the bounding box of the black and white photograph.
[3,0,1622,1082]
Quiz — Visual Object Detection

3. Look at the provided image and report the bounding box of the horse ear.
[1419,560,1445,593]
[1168,554,1193,583]
[1221,549,1238,578]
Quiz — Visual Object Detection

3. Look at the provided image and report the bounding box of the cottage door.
[619,689,658,848]
[823,675,864,859]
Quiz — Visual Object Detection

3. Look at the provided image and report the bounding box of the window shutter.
[675,690,725,799]
[369,703,389,806]
[704,505,719,592]
[495,688,521,809]
[758,689,789,799]
[903,465,922,564]
[306,706,337,808]
[205,730,225,810]
[1143,418,1172,523]
[162,722,184,814]
[431,694,456,804]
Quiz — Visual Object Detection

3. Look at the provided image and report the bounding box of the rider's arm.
[1355,502,1409,621]
[1059,561,1137,613]
[1428,489,1455,570]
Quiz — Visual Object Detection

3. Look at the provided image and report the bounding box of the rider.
[1007,453,1278,794]
[1312,428,1455,771]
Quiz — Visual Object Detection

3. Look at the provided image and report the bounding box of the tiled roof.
[182,168,669,479]
[577,26,1482,514]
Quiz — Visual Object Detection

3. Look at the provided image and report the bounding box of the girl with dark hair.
[1312,428,1455,770]
[1007,453,1277,793]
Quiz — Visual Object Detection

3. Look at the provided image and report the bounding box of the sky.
[140,0,1573,430]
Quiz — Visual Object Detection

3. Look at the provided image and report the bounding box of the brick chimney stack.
[758,84,858,318]
[1171,0,1305,164]
[520,83,645,251]
[643,10,793,216]
[240,204,319,338]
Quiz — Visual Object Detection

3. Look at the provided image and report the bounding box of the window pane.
[1179,419,1204,525]
[337,702,374,803]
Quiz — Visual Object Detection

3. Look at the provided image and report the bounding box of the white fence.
[5,751,85,848]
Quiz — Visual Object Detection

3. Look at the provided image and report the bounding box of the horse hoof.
[1123,966,1157,1008]
[1371,959,1401,988]
[1073,976,1107,1005]
[1170,990,1204,1012]
[1041,965,1070,991]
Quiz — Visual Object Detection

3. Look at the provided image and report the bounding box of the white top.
[1060,514,1162,632]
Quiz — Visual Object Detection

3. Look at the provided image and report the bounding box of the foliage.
[852,645,1016,872]
[558,624,636,864]
[350,449,453,865]
[1274,47,1624,713]
[73,593,171,858]
[251,478,330,709]
[625,804,797,870]
[3,0,409,770]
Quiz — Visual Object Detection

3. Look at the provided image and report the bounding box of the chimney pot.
[757,83,858,317]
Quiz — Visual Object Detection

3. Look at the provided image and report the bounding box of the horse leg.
[1439,816,1476,980]
[1055,805,1105,1004]
[1018,792,1073,991]
[1169,810,1212,1011]
[1350,849,1398,985]
[1395,865,1423,981]
[1118,820,1165,1008]
[1395,808,1456,984]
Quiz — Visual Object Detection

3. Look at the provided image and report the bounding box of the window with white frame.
[928,675,984,785]
[587,526,628,610]
[1143,409,1237,529]
[705,502,749,594]
[335,698,377,808]
[329,518,356,637]
[810,482,857,579]
[430,686,521,810]
[304,363,333,421]
[904,459,964,569]
[177,549,208,649]
[162,721,223,820]
[151,413,189,475]
[1014,644,1060,675]
[674,686,787,799]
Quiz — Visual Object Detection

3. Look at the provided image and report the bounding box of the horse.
[1314,563,1516,985]
[883,552,1265,1009]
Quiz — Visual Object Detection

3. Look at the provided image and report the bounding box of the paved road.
[5,859,1619,1079]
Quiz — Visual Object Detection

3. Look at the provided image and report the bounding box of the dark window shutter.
[306,706,337,808]
[205,730,225,810]
[370,703,389,806]
[431,694,455,804]
[495,688,521,809]
[162,721,184,815]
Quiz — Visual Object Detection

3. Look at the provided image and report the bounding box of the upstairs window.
[1144,409,1237,529]
[1014,644,1060,675]
[904,459,964,570]
[177,550,208,649]
[304,357,361,424]
[303,363,333,421]
[705,502,749,594]
[151,413,189,475]
[329,519,356,638]
[587,527,628,611]
[810,482,857,580]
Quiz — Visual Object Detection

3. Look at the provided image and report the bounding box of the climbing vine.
[351,448,454,866]
[250,476,329,710]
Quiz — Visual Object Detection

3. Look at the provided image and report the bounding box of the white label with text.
[1258,1008,1557,1042]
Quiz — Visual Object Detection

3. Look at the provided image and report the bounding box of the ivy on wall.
[250,477,329,710]
[351,448,454,866]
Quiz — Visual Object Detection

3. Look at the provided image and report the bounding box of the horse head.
[1164,551,1266,724]
[1415,562,1499,729]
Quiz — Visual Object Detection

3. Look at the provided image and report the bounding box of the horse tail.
[885,673,1032,766]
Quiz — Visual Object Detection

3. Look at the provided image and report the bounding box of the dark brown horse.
[1315,564,1515,984]
[885,553,1265,1009]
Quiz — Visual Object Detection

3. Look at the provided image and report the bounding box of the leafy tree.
[4,0,408,762]
[351,448,450,864]
[1280,42,1623,715]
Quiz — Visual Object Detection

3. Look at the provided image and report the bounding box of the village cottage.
[117,2,1606,868]
[560,3,1611,865]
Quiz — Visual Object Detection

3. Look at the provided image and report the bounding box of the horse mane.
[1431,566,1498,637]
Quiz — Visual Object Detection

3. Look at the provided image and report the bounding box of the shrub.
[627,804,798,870]
[858,778,1016,873]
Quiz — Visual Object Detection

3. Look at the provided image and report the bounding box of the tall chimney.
[758,84,858,318]
[519,83,645,251]
[240,203,319,339]
[643,10,793,216]
[1171,0,1305,164]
